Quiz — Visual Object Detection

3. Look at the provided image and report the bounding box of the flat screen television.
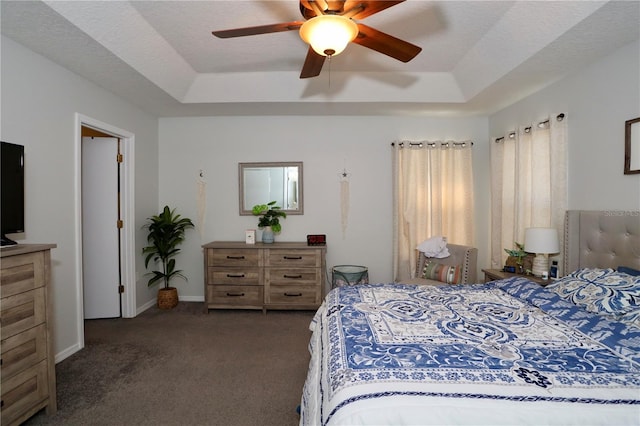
[1,141,25,246]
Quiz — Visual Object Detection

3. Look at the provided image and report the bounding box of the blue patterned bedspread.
[301,277,640,425]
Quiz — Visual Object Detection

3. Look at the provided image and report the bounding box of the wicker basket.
[157,287,178,309]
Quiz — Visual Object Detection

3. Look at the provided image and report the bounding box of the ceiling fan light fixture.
[299,15,358,57]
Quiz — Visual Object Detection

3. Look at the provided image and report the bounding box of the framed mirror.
[625,117,640,174]
[239,162,303,215]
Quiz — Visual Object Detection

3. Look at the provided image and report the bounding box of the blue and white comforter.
[300,278,640,425]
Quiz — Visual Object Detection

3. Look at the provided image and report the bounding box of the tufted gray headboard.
[563,210,640,275]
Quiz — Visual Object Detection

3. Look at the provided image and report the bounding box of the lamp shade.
[299,15,358,56]
[524,228,560,254]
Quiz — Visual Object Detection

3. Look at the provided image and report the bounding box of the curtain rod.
[494,113,565,143]
[391,141,473,148]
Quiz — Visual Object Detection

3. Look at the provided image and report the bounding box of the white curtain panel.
[392,141,475,281]
[490,115,568,269]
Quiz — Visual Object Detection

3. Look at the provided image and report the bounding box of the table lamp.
[524,227,560,277]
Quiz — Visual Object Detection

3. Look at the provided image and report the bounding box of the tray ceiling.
[1,1,638,116]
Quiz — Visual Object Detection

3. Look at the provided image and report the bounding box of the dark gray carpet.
[25,303,315,426]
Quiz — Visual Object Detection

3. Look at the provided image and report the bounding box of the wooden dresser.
[203,241,326,312]
[1,244,57,426]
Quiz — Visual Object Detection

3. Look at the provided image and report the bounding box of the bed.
[300,210,640,425]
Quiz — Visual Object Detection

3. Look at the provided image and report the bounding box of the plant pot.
[157,287,178,309]
[262,226,274,244]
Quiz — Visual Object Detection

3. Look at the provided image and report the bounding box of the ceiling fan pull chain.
[328,55,332,88]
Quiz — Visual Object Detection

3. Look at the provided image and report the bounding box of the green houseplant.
[252,201,286,243]
[142,205,194,309]
[504,242,527,274]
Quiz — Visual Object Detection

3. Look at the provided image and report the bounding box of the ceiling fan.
[212,0,422,79]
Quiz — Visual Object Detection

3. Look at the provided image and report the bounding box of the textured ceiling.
[1,1,639,117]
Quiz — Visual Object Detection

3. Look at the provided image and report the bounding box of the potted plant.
[252,201,286,243]
[504,242,527,274]
[142,205,194,309]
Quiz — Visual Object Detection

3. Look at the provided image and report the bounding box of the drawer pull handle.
[284,274,303,279]
[284,256,302,260]
[226,292,245,297]
[227,274,245,278]
[284,292,303,297]
[227,255,246,260]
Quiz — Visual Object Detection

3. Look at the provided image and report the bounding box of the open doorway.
[75,114,136,348]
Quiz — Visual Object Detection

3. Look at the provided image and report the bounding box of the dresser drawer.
[0,288,46,339]
[1,324,47,380]
[0,252,45,298]
[267,249,321,268]
[207,249,259,267]
[207,285,264,307]
[208,268,260,285]
[267,284,320,305]
[266,268,320,286]
[1,359,49,426]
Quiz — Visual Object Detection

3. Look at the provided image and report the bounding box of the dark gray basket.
[331,265,369,288]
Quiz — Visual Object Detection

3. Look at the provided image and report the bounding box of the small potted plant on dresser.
[142,205,194,309]
[252,201,286,243]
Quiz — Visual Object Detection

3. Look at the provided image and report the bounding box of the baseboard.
[137,298,156,315]
[179,295,205,302]
[55,342,83,364]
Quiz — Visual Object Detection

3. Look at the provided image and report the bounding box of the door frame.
[74,114,136,347]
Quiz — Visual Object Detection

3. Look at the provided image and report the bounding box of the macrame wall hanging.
[197,169,207,241]
[339,166,351,239]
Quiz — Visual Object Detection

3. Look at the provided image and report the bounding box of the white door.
[82,136,121,319]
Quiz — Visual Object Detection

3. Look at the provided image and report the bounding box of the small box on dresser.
[203,241,326,313]
[1,244,57,426]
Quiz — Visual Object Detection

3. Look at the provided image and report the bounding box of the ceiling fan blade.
[326,1,346,12]
[300,47,326,78]
[353,23,421,62]
[344,1,404,20]
[300,0,326,20]
[300,0,328,11]
[212,22,303,38]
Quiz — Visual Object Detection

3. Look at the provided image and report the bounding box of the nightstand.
[482,268,551,286]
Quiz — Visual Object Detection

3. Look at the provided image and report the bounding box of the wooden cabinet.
[203,242,326,312]
[1,244,57,426]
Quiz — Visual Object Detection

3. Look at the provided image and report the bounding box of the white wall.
[4,32,637,361]
[489,40,640,211]
[158,115,490,296]
[1,36,160,359]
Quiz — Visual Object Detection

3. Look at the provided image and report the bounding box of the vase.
[262,226,274,244]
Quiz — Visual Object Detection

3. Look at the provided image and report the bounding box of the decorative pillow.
[546,268,640,316]
[618,266,640,276]
[421,261,462,284]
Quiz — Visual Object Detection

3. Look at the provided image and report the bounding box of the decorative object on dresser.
[524,227,560,278]
[239,162,303,215]
[1,244,57,426]
[202,241,326,313]
[306,234,326,246]
[252,201,286,244]
[142,206,194,309]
